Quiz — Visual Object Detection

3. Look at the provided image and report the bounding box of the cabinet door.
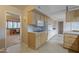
[44,32,47,42]
[74,10,79,22]
[41,14,45,22]
[28,11,33,24]
[68,11,75,22]
[36,12,40,22]
[32,11,37,24]
[28,33,36,49]
[64,34,79,51]
[40,32,47,46]
[28,11,36,24]
[36,33,40,49]
[66,10,79,22]
[71,38,79,51]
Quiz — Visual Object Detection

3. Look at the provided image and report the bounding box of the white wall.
[48,19,58,40]
[0,28,5,39]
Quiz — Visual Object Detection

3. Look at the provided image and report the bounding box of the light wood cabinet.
[66,11,75,22]
[28,11,37,24]
[66,9,79,22]
[28,32,47,49]
[64,33,79,51]
[74,10,79,22]
[40,32,47,45]
[28,9,47,25]
[28,32,36,49]
[28,9,48,49]
[74,10,79,17]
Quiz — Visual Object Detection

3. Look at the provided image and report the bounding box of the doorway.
[58,21,63,34]
[5,12,21,49]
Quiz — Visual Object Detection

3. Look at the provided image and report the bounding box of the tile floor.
[6,35,20,48]
[6,34,71,53]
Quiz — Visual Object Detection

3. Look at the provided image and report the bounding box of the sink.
[34,30,44,32]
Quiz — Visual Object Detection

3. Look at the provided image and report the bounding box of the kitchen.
[64,7,79,52]
[0,5,79,53]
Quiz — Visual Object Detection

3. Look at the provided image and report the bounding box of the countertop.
[64,31,79,35]
[28,31,47,33]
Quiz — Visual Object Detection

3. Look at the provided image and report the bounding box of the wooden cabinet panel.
[28,9,48,25]
[28,11,33,24]
[36,33,40,49]
[28,11,36,24]
[64,34,79,51]
[28,32,47,49]
[40,32,47,46]
[28,32,36,49]
[66,9,79,22]
[74,10,79,22]
[40,32,45,45]
[64,37,76,45]
[28,9,48,49]
[64,34,77,38]
[66,11,75,22]
[74,10,79,17]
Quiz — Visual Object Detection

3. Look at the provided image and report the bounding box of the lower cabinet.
[28,32,36,49]
[28,32,47,49]
[64,33,79,51]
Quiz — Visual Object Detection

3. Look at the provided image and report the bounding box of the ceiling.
[37,5,66,14]
[11,5,79,21]
[36,5,66,21]
[36,5,79,21]
[11,5,28,10]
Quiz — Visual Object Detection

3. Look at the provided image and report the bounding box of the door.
[58,21,63,34]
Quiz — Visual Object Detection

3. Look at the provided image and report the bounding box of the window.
[17,22,20,28]
[7,21,12,28]
[12,22,17,28]
[64,22,79,31]
[72,22,79,30]
[64,22,71,31]
[7,21,20,29]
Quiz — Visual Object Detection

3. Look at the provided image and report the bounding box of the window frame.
[7,20,20,29]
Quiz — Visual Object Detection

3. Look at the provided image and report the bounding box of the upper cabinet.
[74,10,79,21]
[66,9,79,22]
[28,10,37,24]
[28,9,48,26]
